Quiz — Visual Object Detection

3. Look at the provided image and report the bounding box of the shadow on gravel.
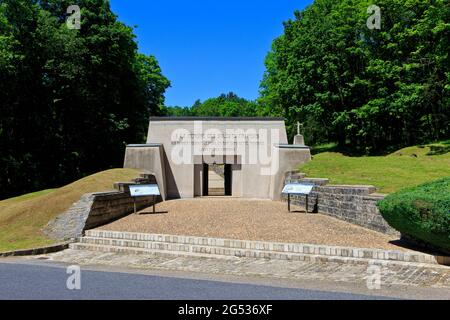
[389,238,450,258]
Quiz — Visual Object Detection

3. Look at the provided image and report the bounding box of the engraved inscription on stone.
[171,133,263,153]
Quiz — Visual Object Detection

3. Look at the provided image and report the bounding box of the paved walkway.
[40,249,450,299]
[97,198,407,251]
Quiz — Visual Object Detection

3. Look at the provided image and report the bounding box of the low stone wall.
[76,230,450,266]
[44,173,160,241]
[84,191,158,230]
[283,172,399,236]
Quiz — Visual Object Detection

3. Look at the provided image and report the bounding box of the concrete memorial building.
[124,117,311,201]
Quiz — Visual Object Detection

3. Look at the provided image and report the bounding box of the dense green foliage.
[0,0,169,199]
[166,92,262,117]
[260,0,449,152]
[378,178,450,253]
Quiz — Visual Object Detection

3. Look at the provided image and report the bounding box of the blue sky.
[110,0,312,107]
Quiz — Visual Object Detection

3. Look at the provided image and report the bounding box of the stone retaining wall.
[84,191,158,230]
[44,173,160,240]
[283,172,399,236]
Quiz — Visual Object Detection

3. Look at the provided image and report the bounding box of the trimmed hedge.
[378,178,450,254]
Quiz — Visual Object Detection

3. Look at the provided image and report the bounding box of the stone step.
[70,241,386,266]
[80,236,355,263]
[139,173,157,180]
[81,230,450,266]
[208,187,225,191]
[70,243,238,260]
[285,171,306,180]
[208,190,225,196]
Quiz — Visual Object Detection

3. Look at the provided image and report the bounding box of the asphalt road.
[0,261,391,300]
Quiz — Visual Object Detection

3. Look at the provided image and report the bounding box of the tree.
[189,92,261,117]
[165,92,261,118]
[0,0,169,199]
[260,0,449,152]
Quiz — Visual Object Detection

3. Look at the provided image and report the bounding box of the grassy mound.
[377,178,450,254]
[0,168,140,252]
[301,142,450,193]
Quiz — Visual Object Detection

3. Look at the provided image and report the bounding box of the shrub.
[377,178,450,254]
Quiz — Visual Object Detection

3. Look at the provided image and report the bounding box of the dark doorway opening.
[202,163,232,196]
[224,164,232,196]
[202,163,209,196]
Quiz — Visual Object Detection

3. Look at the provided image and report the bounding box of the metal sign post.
[129,184,161,215]
[282,183,314,213]
[288,193,292,212]
[153,195,155,214]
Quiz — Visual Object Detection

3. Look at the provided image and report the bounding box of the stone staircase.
[208,170,225,196]
[113,173,158,193]
[70,230,450,267]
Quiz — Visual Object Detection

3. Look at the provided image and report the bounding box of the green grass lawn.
[301,142,450,194]
[0,168,140,252]
[1,189,56,203]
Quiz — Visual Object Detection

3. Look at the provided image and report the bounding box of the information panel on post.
[129,184,160,214]
[282,183,314,213]
[129,184,160,197]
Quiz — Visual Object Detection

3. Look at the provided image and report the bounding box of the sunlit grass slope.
[301,142,450,194]
[0,168,140,252]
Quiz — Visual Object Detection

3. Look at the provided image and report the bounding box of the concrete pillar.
[123,144,167,200]
[269,145,311,200]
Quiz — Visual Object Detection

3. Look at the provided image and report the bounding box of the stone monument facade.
[124,117,311,200]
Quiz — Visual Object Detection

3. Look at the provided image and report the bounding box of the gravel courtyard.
[96,198,409,251]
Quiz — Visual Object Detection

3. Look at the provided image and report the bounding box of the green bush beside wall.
[378,178,450,254]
